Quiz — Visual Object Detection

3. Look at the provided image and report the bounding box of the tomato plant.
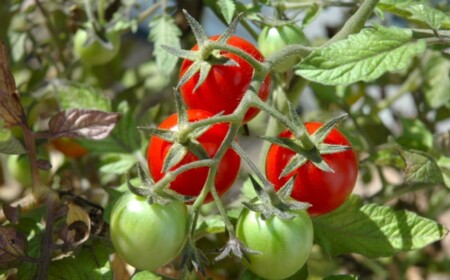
[73,29,121,66]
[258,24,308,72]
[266,122,358,216]
[179,35,271,123]
[109,192,188,271]
[51,138,88,158]
[147,110,240,203]
[236,207,313,280]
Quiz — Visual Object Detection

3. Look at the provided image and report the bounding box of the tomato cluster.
[110,28,358,279]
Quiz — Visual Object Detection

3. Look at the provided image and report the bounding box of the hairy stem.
[326,0,380,45]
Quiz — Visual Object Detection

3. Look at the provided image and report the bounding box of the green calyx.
[262,106,351,176]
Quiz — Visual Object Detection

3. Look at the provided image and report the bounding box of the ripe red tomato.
[179,35,271,123]
[147,110,240,203]
[265,122,358,216]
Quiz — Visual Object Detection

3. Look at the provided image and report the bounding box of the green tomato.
[7,154,50,187]
[73,29,121,66]
[236,208,313,280]
[258,25,308,72]
[110,193,188,271]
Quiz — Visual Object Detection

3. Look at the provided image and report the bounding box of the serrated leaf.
[405,4,450,30]
[313,195,448,258]
[46,80,111,111]
[379,0,450,29]
[296,26,426,85]
[423,51,450,109]
[149,15,181,76]
[401,149,444,185]
[48,109,120,140]
[218,0,236,24]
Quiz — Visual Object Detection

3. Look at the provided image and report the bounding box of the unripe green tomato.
[73,29,121,66]
[258,25,308,72]
[236,208,313,280]
[7,154,50,187]
[110,193,188,271]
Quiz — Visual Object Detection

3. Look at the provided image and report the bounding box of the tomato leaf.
[396,118,433,151]
[217,0,236,25]
[0,41,25,127]
[48,240,112,280]
[423,50,450,109]
[149,15,181,76]
[378,0,450,29]
[78,102,140,154]
[0,226,28,269]
[313,195,448,258]
[296,26,425,85]
[400,149,444,185]
[34,80,111,112]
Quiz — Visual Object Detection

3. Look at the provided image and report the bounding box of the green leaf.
[313,196,448,258]
[99,154,136,174]
[296,26,426,85]
[48,240,112,280]
[149,15,182,76]
[131,271,164,280]
[437,156,450,189]
[34,80,111,111]
[423,50,450,109]
[378,0,450,29]
[401,149,444,185]
[218,0,236,24]
[0,129,26,154]
[405,4,450,30]
[195,215,226,237]
[396,118,434,151]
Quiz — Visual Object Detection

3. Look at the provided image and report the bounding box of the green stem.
[97,0,106,26]
[153,159,216,193]
[325,0,380,45]
[282,0,358,9]
[206,42,268,73]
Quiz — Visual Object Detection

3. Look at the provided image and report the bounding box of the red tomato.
[147,110,240,203]
[51,137,88,158]
[265,122,358,216]
[179,35,271,123]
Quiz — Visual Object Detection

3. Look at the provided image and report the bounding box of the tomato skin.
[266,122,358,216]
[147,110,240,203]
[51,138,88,158]
[73,29,121,65]
[236,208,313,280]
[110,193,188,271]
[179,35,271,123]
[258,25,308,72]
